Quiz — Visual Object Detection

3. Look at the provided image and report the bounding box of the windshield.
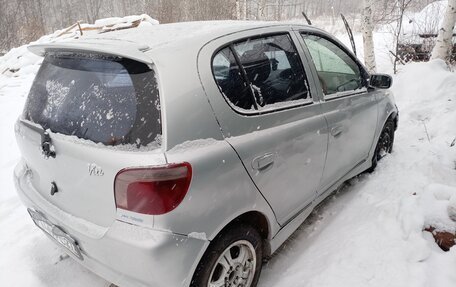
[23,52,161,148]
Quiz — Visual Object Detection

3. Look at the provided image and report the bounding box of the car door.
[199,28,328,226]
[297,31,379,192]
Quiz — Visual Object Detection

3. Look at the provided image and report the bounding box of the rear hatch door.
[16,49,163,228]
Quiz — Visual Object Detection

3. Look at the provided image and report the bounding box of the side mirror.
[369,74,392,89]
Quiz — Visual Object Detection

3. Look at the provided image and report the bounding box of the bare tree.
[243,0,247,20]
[431,0,456,61]
[393,0,414,73]
[84,0,103,23]
[236,0,241,19]
[257,0,266,20]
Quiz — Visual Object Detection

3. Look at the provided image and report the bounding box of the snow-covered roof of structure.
[401,0,453,43]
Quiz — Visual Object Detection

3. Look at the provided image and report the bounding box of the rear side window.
[23,52,161,148]
[212,33,311,113]
[301,34,365,96]
[212,47,256,110]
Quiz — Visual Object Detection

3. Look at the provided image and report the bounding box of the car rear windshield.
[23,52,161,148]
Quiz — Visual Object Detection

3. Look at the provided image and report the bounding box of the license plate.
[27,208,83,260]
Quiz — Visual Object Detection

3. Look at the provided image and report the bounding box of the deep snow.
[1,20,456,287]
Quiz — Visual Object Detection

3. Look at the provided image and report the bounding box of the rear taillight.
[114,163,192,215]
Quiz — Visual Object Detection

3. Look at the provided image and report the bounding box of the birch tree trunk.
[236,0,241,20]
[431,0,456,61]
[242,0,247,20]
[362,0,376,73]
[257,0,266,20]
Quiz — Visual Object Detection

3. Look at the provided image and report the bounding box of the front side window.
[301,34,365,96]
[212,33,311,113]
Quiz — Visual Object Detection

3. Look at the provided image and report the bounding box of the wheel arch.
[367,109,397,172]
[376,107,398,147]
[390,110,399,130]
[214,210,272,258]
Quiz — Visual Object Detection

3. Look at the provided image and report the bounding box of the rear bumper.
[14,160,209,287]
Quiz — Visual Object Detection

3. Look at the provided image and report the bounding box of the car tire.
[190,224,263,287]
[368,118,395,172]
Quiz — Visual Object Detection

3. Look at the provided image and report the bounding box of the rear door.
[199,28,328,225]
[16,52,164,227]
[298,32,379,191]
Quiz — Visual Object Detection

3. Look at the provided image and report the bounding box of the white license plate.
[28,208,83,260]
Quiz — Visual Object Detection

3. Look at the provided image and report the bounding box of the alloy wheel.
[208,240,257,287]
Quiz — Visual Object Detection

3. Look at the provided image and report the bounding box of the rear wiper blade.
[41,131,56,158]
[20,119,56,159]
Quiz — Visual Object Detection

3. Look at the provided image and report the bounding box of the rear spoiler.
[28,40,153,65]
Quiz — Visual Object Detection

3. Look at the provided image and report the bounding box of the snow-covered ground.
[1,19,456,287]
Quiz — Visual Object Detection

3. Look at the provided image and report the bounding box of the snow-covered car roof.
[28,21,310,63]
[82,20,304,50]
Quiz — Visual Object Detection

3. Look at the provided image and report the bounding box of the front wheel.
[191,224,263,287]
[369,118,395,172]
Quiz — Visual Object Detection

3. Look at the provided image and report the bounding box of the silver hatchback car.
[14,21,398,287]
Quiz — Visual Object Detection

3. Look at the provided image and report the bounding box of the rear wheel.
[191,224,263,287]
[369,118,395,172]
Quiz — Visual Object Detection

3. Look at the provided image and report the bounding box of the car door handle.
[330,126,343,137]
[252,153,275,170]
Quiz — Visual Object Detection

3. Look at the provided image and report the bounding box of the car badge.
[88,163,104,176]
